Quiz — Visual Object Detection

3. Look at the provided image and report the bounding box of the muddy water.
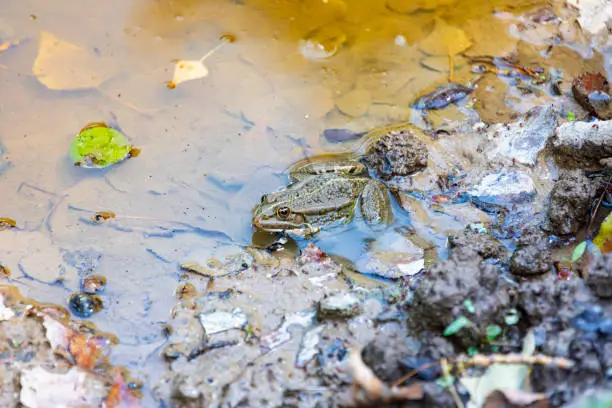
[0,0,606,404]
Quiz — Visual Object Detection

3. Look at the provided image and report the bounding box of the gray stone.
[587,253,612,299]
[317,293,363,319]
[551,119,612,168]
[468,169,536,206]
[545,170,598,235]
[486,105,557,165]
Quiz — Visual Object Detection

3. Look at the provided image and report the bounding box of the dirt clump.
[544,170,599,235]
[409,247,512,347]
[448,224,507,260]
[509,228,553,277]
[587,253,612,299]
[572,72,612,120]
[362,125,428,180]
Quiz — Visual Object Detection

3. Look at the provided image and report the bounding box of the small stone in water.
[318,293,362,319]
[81,275,107,294]
[322,128,365,143]
[198,308,247,335]
[68,292,103,318]
[412,83,473,110]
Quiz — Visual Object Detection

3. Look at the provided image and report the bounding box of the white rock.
[20,367,106,408]
[0,295,15,321]
[486,105,557,165]
[469,169,537,205]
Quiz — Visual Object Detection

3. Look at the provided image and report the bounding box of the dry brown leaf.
[33,31,109,90]
[419,18,472,56]
[483,389,548,408]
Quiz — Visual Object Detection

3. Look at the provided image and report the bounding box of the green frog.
[252,155,393,236]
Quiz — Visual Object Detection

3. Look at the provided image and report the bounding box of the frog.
[252,155,393,237]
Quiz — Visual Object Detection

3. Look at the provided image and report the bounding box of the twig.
[587,177,612,239]
[442,358,465,408]
[394,353,575,387]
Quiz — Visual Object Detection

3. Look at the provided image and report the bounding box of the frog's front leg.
[359,179,393,225]
[288,155,368,181]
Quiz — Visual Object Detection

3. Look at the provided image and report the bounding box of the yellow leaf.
[168,42,226,88]
[32,31,108,90]
[168,59,209,88]
[593,213,612,254]
[419,18,472,56]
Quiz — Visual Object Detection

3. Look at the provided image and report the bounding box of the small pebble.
[81,275,107,293]
[68,292,103,318]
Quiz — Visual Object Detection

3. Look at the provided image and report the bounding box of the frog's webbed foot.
[360,180,393,225]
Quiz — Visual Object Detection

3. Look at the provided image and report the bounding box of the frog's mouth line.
[253,219,320,237]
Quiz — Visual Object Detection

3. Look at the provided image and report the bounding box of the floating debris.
[68,292,103,318]
[318,293,363,319]
[198,308,248,335]
[0,217,17,230]
[81,275,107,294]
[296,326,324,368]
[260,310,316,351]
[412,83,473,110]
[70,123,137,168]
[92,211,117,224]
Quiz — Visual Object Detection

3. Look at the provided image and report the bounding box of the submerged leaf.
[593,213,612,254]
[70,124,133,168]
[33,31,108,90]
[443,316,472,336]
[419,18,472,56]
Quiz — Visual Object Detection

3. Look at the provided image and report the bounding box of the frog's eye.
[276,206,291,219]
[261,194,267,203]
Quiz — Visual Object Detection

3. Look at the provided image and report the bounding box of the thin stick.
[442,358,464,408]
[587,177,612,239]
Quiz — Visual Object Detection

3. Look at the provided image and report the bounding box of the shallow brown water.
[0,0,607,404]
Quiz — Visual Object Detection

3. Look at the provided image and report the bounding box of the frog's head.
[252,193,318,236]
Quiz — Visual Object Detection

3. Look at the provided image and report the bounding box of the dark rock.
[572,72,612,120]
[68,292,103,318]
[448,224,507,260]
[322,128,365,143]
[410,247,510,347]
[510,230,552,277]
[551,120,612,169]
[412,83,473,110]
[362,124,428,180]
[361,331,419,382]
[361,332,453,383]
[587,253,612,299]
[545,170,598,235]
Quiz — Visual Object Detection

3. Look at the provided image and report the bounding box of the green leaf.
[435,375,455,389]
[463,299,475,314]
[567,111,576,121]
[443,316,472,336]
[70,124,132,168]
[504,309,519,326]
[486,325,502,342]
[571,241,587,263]
[467,346,479,357]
